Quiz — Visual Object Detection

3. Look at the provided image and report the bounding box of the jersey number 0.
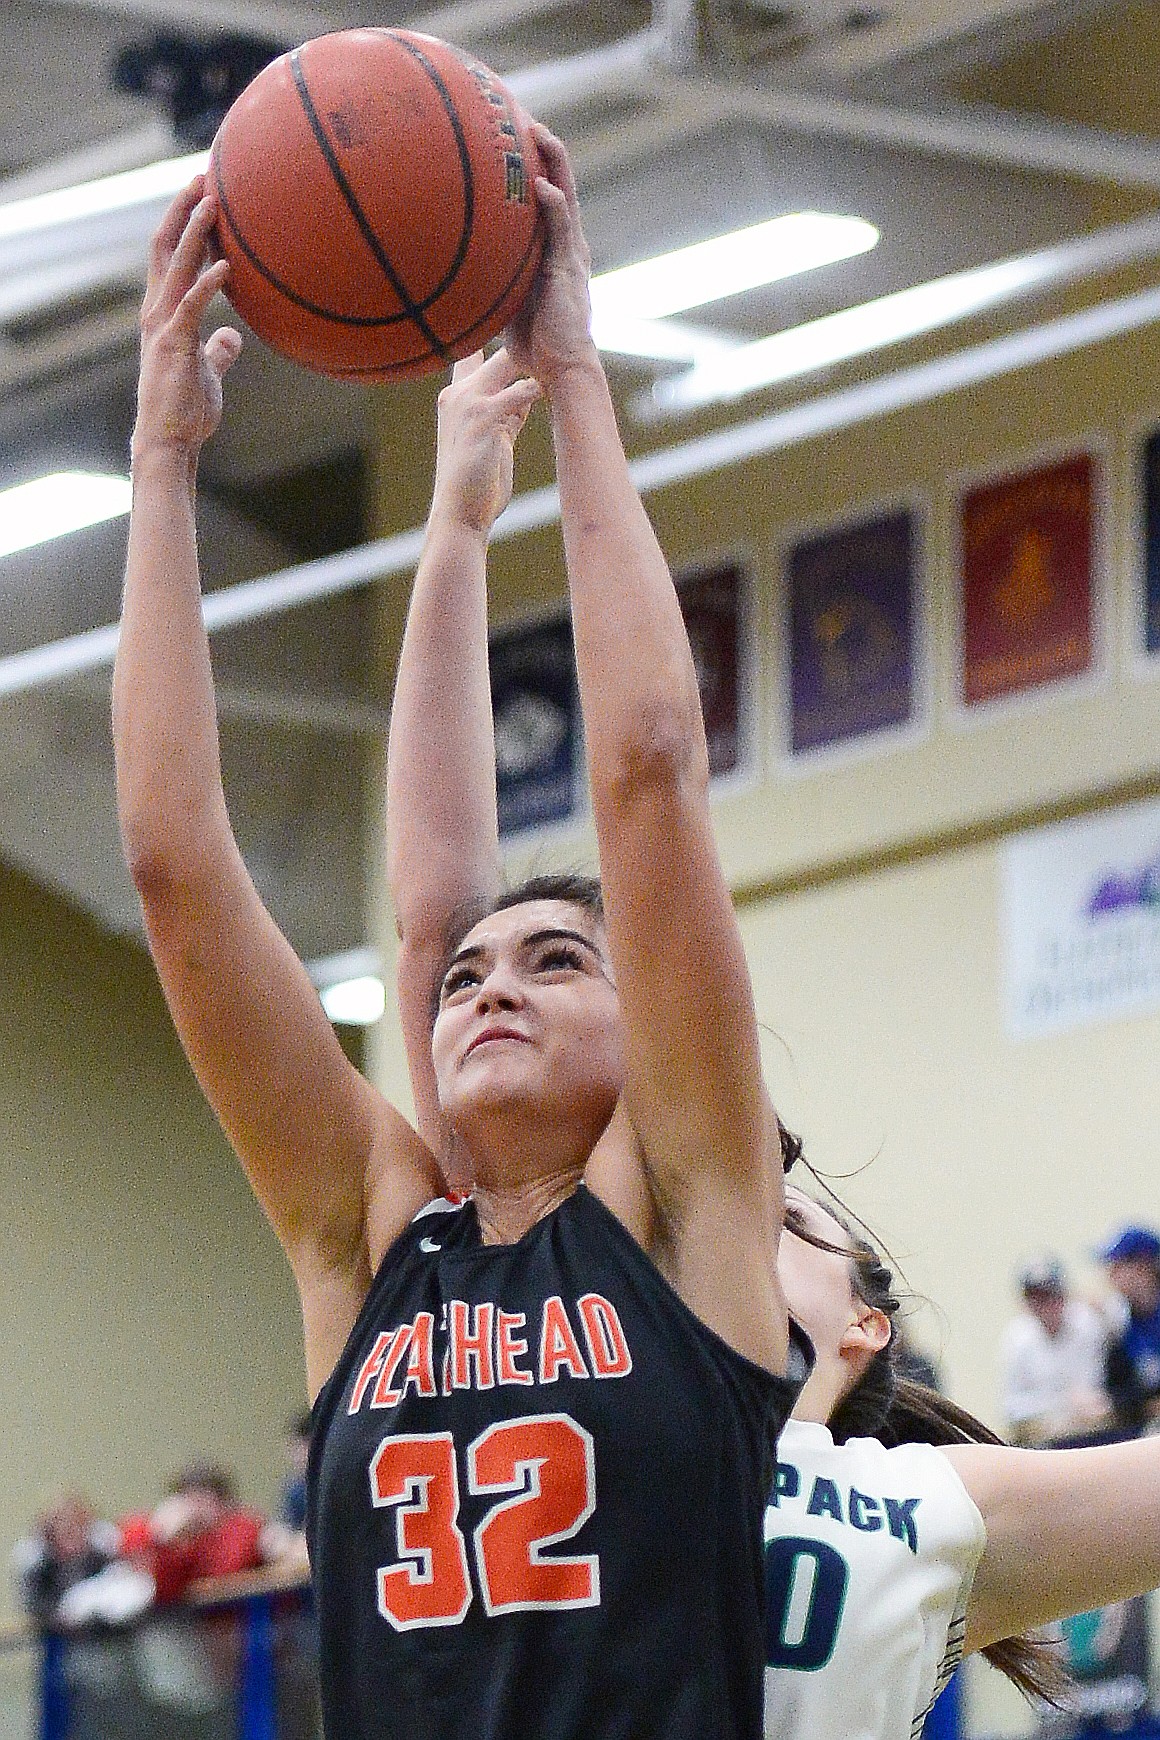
[370,1413,600,1628]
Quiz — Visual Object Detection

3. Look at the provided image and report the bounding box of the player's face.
[431,899,625,1142]
[778,1190,862,1355]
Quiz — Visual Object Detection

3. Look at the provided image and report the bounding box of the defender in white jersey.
[768,1188,1160,1739]
[765,1421,982,1740]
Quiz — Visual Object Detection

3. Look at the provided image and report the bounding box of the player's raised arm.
[508,132,788,1375]
[113,180,439,1394]
[385,351,539,1166]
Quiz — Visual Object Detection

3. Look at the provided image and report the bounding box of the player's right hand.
[430,347,540,536]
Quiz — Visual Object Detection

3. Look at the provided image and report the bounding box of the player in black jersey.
[113,127,805,1740]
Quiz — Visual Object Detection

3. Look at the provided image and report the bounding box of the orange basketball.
[208,29,545,381]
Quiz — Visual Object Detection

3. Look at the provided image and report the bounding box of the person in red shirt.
[121,1463,267,1604]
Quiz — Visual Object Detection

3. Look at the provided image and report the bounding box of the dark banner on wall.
[490,614,580,837]
[959,452,1095,708]
[785,507,917,757]
[676,560,746,778]
[1144,428,1160,657]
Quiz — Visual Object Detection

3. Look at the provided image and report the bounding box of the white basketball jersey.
[763,1420,986,1740]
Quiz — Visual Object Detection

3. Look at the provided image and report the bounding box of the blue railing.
[33,1570,318,1740]
[11,1573,959,1740]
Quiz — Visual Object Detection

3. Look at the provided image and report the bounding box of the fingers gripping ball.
[209,29,544,381]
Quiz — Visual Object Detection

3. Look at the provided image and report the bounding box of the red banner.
[959,453,1095,707]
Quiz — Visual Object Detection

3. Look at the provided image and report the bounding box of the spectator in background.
[10,1497,148,1740]
[269,1415,319,1740]
[893,1323,943,1392]
[280,1415,310,1539]
[117,1465,273,1739]
[11,1495,119,1624]
[261,1415,312,1577]
[120,1463,269,1604]
[1099,1225,1160,1433]
[1000,1253,1109,1445]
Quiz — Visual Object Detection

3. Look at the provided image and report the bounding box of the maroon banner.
[675,560,747,778]
[959,452,1096,707]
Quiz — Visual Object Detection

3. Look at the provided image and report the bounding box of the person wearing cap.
[999,1253,1109,1445]
[1100,1226,1160,1432]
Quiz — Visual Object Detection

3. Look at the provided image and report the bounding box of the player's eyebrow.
[443,941,487,975]
[520,927,603,958]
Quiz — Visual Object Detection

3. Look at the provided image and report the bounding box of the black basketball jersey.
[307,1183,808,1740]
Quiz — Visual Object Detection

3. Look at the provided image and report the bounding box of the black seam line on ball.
[289,45,450,358]
[388,32,475,306]
[334,215,544,376]
[450,215,544,349]
[214,161,423,328]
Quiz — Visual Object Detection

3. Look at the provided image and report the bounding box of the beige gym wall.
[0,866,307,1624]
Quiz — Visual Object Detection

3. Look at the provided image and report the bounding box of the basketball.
[208,29,545,381]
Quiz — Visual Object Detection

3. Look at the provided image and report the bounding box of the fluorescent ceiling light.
[0,151,208,241]
[589,212,879,325]
[651,254,1061,413]
[321,975,386,1026]
[0,472,132,560]
[589,314,740,365]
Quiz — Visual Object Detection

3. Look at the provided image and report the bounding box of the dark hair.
[491,871,604,923]
[784,1198,1069,1708]
[168,1462,237,1505]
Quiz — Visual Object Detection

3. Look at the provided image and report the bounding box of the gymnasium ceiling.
[0,0,1158,982]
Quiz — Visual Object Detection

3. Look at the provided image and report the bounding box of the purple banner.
[786,508,917,756]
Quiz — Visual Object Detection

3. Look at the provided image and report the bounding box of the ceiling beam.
[4,270,1160,699]
[411,0,575,46]
[30,0,344,37]
[65,669,390,734]
[34,0,625,57]
[655,71,1160,190]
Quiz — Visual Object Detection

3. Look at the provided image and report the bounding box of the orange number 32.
[370,1413,599,1629]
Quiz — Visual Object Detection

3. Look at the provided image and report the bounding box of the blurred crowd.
[1001,1222,1160,1446]
[9,1417,314,1740]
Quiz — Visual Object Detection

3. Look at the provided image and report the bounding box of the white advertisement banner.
[1002,798,1160,1038]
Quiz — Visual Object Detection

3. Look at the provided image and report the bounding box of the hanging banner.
[1001,797,1160,1039]
[959,451,1096,708]
[1144,427,1160,657]
[676,559,747,778]
[490,614,580,837]
[784,507,918,757]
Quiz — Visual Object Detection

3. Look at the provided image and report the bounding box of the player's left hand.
[132,177,243,465]
[505,126,596,391]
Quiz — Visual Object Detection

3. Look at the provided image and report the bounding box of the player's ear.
[838,1302,891,1358]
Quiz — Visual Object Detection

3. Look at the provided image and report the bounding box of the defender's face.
[777,1188,862,1363]
[431,899,626,1137]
